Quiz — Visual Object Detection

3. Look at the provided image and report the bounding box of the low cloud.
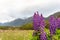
[0,0,60,23]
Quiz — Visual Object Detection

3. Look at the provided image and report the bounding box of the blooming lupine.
[39,14,45,29]
[33,12,47,40]
[33,11,41,37]
[33,11,40,31]
[49,16,57,35]
[39,14,47,40]
[49,16,58,40]
[40,31,47,40]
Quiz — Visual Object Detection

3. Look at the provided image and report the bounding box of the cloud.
[0,0,60,23]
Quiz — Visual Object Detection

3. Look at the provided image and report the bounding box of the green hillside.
[19,22,33,30]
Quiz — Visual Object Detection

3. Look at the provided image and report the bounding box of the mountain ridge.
[0,12,60,26]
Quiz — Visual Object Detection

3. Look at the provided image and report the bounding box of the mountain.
[0,12,60,26]
[45,12,60,20]
[2,19,25,26]
[0,23,3,26]
[52,12,60,17]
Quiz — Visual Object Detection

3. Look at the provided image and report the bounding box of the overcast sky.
[0,0,60,23]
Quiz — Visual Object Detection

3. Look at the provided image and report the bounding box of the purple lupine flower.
[33,11,40,31]
[33,11,40,36]
[39,14,47,40]
[33,12,37,31]
[49,16,57,34]
[33,12,47,40]
[38,14,46,32]
[40,14,45,29]
[40,31,47,40]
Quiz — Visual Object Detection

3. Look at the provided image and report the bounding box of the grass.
[0,29,60,40]
[0,30,33,40]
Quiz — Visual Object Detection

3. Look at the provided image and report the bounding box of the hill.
[0,12,60,26]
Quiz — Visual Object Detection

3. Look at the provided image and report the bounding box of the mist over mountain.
[0,12,60,26]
